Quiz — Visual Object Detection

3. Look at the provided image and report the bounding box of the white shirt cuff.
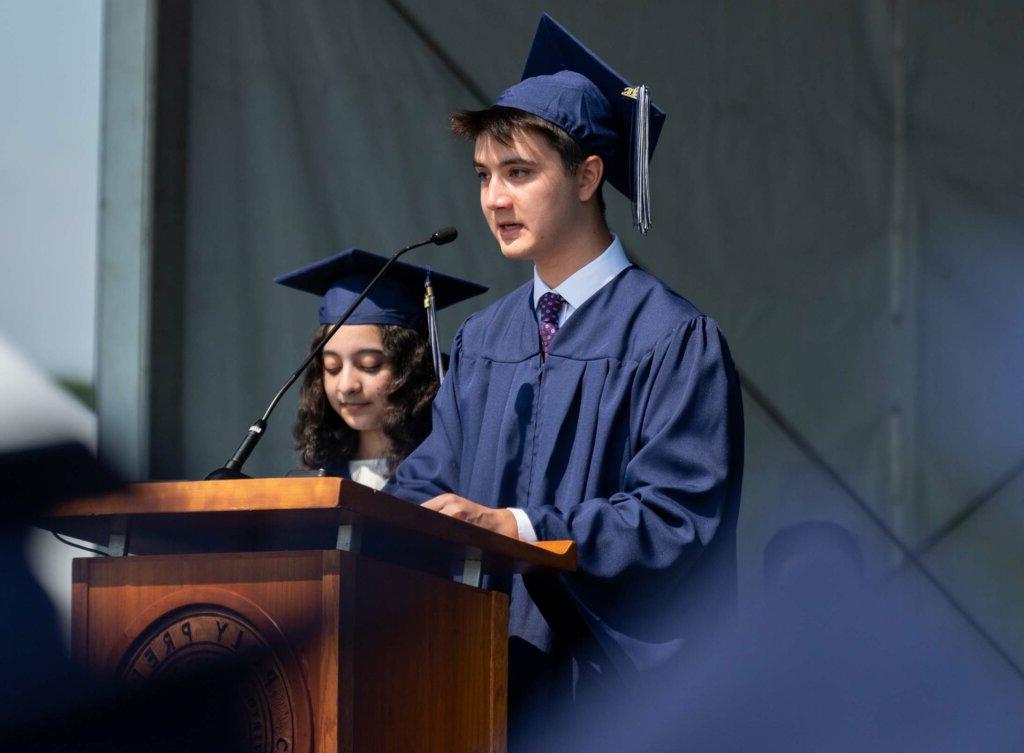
[508,507,538,543]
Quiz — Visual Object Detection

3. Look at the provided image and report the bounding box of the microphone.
[431,226,458,245]
[204,227,458,480]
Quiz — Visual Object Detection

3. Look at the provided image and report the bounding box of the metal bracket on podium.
[107,515,130,557]
[336,523,362,554]
[461,546,482,588]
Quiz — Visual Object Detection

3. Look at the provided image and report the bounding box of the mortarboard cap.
[493,13,666,233]
[274,248,487,330]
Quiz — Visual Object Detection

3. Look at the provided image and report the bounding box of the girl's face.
[321,325,394,434]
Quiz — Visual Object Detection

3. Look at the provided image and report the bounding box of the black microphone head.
[431,226,458,245]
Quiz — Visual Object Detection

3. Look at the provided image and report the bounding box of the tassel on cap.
[632,84,652,235]
[423,270,445,383]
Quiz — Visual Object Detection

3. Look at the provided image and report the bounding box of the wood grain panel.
[73,551,337,753]
[54,477,344,515]
[72,549,508,752]
[350,556,509,753]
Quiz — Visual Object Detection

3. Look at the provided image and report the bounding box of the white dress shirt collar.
[532,234,631,322]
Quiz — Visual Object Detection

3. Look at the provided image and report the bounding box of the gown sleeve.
[525,315,743,580]
[383,328,466,503]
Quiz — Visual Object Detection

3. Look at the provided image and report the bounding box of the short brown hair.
[450,106,605,218]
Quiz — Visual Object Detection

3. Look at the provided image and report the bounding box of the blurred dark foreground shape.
[514,521,1024,752]
[0,441,307,752]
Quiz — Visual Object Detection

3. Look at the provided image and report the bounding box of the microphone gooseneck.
[204,227,457,480]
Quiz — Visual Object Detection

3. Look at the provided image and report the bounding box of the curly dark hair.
[293,324,437,474]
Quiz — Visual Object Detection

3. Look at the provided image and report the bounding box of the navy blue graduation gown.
[386,266,743,688]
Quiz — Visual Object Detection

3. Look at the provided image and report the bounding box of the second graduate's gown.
[386,265,744,692]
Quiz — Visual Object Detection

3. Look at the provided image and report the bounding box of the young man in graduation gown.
[386,14,744,742]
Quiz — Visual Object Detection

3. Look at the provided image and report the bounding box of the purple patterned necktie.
[538,291,565,357]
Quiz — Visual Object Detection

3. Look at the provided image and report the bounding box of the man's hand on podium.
[421,494,519,539]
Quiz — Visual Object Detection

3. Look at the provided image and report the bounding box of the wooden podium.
[47,478,576,753]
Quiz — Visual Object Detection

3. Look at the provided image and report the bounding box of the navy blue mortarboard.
[493,13,667,233]
[275,248,487,378]
[275,248,486,328]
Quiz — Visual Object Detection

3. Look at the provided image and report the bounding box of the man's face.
[473,129,579,264]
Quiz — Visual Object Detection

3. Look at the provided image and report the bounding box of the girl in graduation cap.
[275,249,486,490]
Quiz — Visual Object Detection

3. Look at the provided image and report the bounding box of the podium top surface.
[46,477,576,577]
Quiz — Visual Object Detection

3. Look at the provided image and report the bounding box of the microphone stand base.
[204,467,252,481]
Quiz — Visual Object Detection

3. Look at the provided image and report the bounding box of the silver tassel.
[424,271,445,383]
[633,84,652,235]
